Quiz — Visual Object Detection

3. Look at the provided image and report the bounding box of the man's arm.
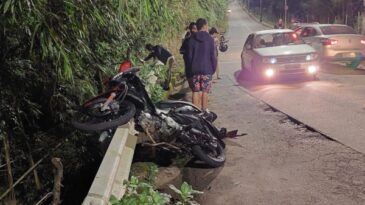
[179,38,188,54]
[144,52,155,62]
[186,40,193,69]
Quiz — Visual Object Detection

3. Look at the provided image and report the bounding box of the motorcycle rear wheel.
[72,99,136,132]
[192,142,225,168]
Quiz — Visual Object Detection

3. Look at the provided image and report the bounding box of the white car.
[241,29,319,80]
[294,24,365,61]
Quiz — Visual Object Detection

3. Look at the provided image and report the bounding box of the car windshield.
[320,25,355,35]
[253,32,304,48]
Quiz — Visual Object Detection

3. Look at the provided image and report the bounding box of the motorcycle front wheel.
[72,98,136,132]
[192,142,225,168]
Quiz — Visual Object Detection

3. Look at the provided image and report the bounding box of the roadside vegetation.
[243,0,363,32]
[0,0,227,204]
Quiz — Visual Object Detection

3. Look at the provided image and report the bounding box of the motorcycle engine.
[138,112,180,142]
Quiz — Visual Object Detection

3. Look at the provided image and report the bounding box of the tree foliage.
[0,0,227,204]
[246,0,363,28]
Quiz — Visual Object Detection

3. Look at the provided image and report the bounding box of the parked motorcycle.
[72,67,226,167]
[219,33,229,52]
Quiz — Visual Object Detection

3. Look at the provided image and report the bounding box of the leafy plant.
[110,178,203,205]
[169,182,203,205]
[110,176,171,205]
[138,62,170,103]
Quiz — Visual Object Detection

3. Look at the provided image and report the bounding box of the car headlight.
[265,68,275,77]
[307,65,318,74]
[263,57,277,64]
[306,53,318,61]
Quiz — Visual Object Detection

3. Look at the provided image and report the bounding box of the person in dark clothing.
[144,44,174,90]
[187,18,217,111]
[183,22,198,40]
[209,27,221,79]
[144,44,173,65]
[274,18,284,29]
[180,22,197,84]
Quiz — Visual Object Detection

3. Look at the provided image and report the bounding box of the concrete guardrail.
[83,121,137,205]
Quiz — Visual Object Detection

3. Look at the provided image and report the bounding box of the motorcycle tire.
[72,99,136,132]
[192,142,225,168]
[219,44,228,52]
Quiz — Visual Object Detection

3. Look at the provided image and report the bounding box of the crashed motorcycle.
[72,67,226,167]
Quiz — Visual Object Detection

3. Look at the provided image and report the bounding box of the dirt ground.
[181,76,365,205]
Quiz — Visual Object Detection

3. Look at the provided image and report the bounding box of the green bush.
[110,176,171,205]
[110,177,202,205]
[0,0,228,203]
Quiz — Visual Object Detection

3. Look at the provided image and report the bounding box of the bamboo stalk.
[0,143,62,201]
[26,142,41,190]
[0,160,14,169]
[51,158,63,205]
[2,130,17,204]
[35,192,53,205]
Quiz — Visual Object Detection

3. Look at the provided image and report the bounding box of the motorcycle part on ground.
[192,142,225,168]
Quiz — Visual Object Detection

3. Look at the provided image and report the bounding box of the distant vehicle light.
[307,65,318,74]
[265,68,275,77]
[227,9,232,13]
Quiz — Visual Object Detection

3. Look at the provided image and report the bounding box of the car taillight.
[361,40,365,45]
[322,39,337,46]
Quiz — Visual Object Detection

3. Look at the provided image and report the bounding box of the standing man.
[187,18,217,111]
[180,22,197,87]
[209,27,221,80]
[274,18,284,29]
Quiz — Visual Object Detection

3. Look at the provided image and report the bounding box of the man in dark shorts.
[187,18,217,111]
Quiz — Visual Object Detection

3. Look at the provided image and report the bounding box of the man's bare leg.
[192,91,202,110]
[202,92,209,111]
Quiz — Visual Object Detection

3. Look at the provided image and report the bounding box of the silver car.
[294,24,365,61]
[241,29,319,80]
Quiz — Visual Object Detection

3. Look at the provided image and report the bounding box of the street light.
[260,0,263,22]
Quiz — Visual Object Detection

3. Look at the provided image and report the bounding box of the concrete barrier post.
[83,121,137,205]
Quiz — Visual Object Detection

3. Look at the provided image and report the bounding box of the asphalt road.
[221,1,365,154]
[194,1,365,204]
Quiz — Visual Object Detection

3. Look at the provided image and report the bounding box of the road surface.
[220,1,365,154]
[193,1,365,204]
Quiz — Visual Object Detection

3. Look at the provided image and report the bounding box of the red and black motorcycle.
[72,65,226,168]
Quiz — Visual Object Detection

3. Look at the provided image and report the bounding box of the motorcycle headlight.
[263,57,277,64]
[306,53,318,61]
